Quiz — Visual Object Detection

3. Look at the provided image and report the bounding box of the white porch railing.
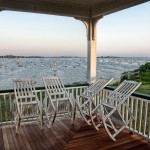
[0,85,88,125]
[0,85,150,140]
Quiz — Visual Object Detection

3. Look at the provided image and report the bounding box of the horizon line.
[0,55,150,58]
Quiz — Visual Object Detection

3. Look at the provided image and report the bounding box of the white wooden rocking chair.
[76,78,113,126]
[43,76,75,127]
[13,79,43,133]
[92,80,141,141]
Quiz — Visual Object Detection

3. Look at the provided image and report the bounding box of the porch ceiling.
[0,0,149,18]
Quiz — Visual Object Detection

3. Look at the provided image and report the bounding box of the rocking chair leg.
[49,111,56,128]
[41,112,43,129]
[72,105,76,125]
[16,116,21,134]
[52,111,56,124]
[103,120,116,141]
[129,131,134,135]
[89,102,101,130]
[91,114,102,130]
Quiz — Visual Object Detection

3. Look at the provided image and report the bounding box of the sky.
[0,2,150,57]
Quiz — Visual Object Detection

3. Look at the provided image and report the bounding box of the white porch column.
[76,17,102,84]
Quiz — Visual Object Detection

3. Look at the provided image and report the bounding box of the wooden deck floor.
[0,118,150,150]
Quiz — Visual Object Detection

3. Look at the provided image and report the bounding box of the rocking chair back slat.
[14,80,35,98]
[44,77,67,95]
[109,80,141,103]
[82,78,113,97]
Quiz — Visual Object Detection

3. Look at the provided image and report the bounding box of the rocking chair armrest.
[80,99,91,108]
[101,102,116,109]
[80,94,93,99]
[20,101,38,106]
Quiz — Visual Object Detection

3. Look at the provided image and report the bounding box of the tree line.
[121,62,150,84]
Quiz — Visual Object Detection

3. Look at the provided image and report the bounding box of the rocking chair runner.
[92,80,141,141]
[43,76,75,127]
[13,79,43,133]
[75,78,113,126]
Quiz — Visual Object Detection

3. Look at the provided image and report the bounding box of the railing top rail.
[0,83,89,94]
[0,84,150,101]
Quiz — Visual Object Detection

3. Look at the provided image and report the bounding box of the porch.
[0,85,150,149]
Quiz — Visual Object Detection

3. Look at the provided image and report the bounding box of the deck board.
[0,118,150,150]
[21,123,37,150]
[10,126,21,150]
[7,126,16,150]
[2,126,10,150]
[0,128,5,150]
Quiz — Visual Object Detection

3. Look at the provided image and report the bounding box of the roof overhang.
[0,0,149,18]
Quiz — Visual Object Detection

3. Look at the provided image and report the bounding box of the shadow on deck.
[0,118,150,150]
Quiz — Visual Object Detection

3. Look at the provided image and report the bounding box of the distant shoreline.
[0,55,150,59]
